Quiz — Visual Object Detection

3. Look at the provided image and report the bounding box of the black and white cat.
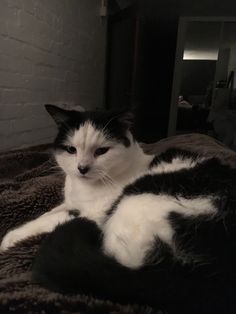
[1,105,236,313]
[1,105,154,253]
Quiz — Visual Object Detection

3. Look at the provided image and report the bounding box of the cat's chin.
[77,175,91,180]
[76,174,99,183]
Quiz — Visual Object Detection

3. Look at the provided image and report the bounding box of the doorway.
[169,17,236,147]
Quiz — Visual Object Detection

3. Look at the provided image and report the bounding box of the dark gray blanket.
[0,134,235,314]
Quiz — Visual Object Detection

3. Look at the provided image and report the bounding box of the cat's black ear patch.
[45,104,76,126]
[107,110,135,146]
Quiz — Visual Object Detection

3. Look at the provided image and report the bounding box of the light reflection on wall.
[183,49,219,60]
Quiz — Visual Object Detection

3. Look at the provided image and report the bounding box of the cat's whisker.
[99,171,120,189]
[105,175,120,189]
[99,168,121,188]
[94,169,117,190]
[101,177,111,190]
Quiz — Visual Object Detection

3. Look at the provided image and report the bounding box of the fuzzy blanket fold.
[0,134,235,314]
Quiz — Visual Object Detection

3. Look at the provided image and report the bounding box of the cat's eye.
[94,147,110,157]
[65,146,77,154]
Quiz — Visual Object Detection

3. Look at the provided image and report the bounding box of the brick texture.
[0,0,107,152]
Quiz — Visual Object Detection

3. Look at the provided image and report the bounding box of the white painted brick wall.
[0,0,107,152]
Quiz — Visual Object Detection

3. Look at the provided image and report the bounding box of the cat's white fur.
[0,122,217,270]
[152,157,198,174]
[103,194,215,268]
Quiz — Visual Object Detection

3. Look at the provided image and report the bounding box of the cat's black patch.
[45,105,133,148]
[105,194,123,220]
[169,210,236,267]
[149,155,161,169]
[124,157,235,202]
[68,209,80,217]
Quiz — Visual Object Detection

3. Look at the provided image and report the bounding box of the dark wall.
[134,0,236,142]
[106,9,137,109]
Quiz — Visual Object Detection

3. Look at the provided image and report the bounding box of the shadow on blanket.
[0,134,235,314]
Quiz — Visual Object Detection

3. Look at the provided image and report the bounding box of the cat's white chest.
[64,176,121,225]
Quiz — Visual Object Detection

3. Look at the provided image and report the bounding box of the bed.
[0,134,235,314]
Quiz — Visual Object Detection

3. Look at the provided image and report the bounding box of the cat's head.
[45,105,135,182]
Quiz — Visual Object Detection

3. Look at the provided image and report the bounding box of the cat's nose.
[78,165,90,175]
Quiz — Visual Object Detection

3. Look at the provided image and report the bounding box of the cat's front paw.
[0,229,24,252]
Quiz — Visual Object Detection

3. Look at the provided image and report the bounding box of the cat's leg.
[41,203,68,216]
[0,207,75,251]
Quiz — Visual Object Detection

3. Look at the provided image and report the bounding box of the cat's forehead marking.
[69,121,108,149]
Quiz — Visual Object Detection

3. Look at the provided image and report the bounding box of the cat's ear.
[117,111,134,130]
[45,104,72,126]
